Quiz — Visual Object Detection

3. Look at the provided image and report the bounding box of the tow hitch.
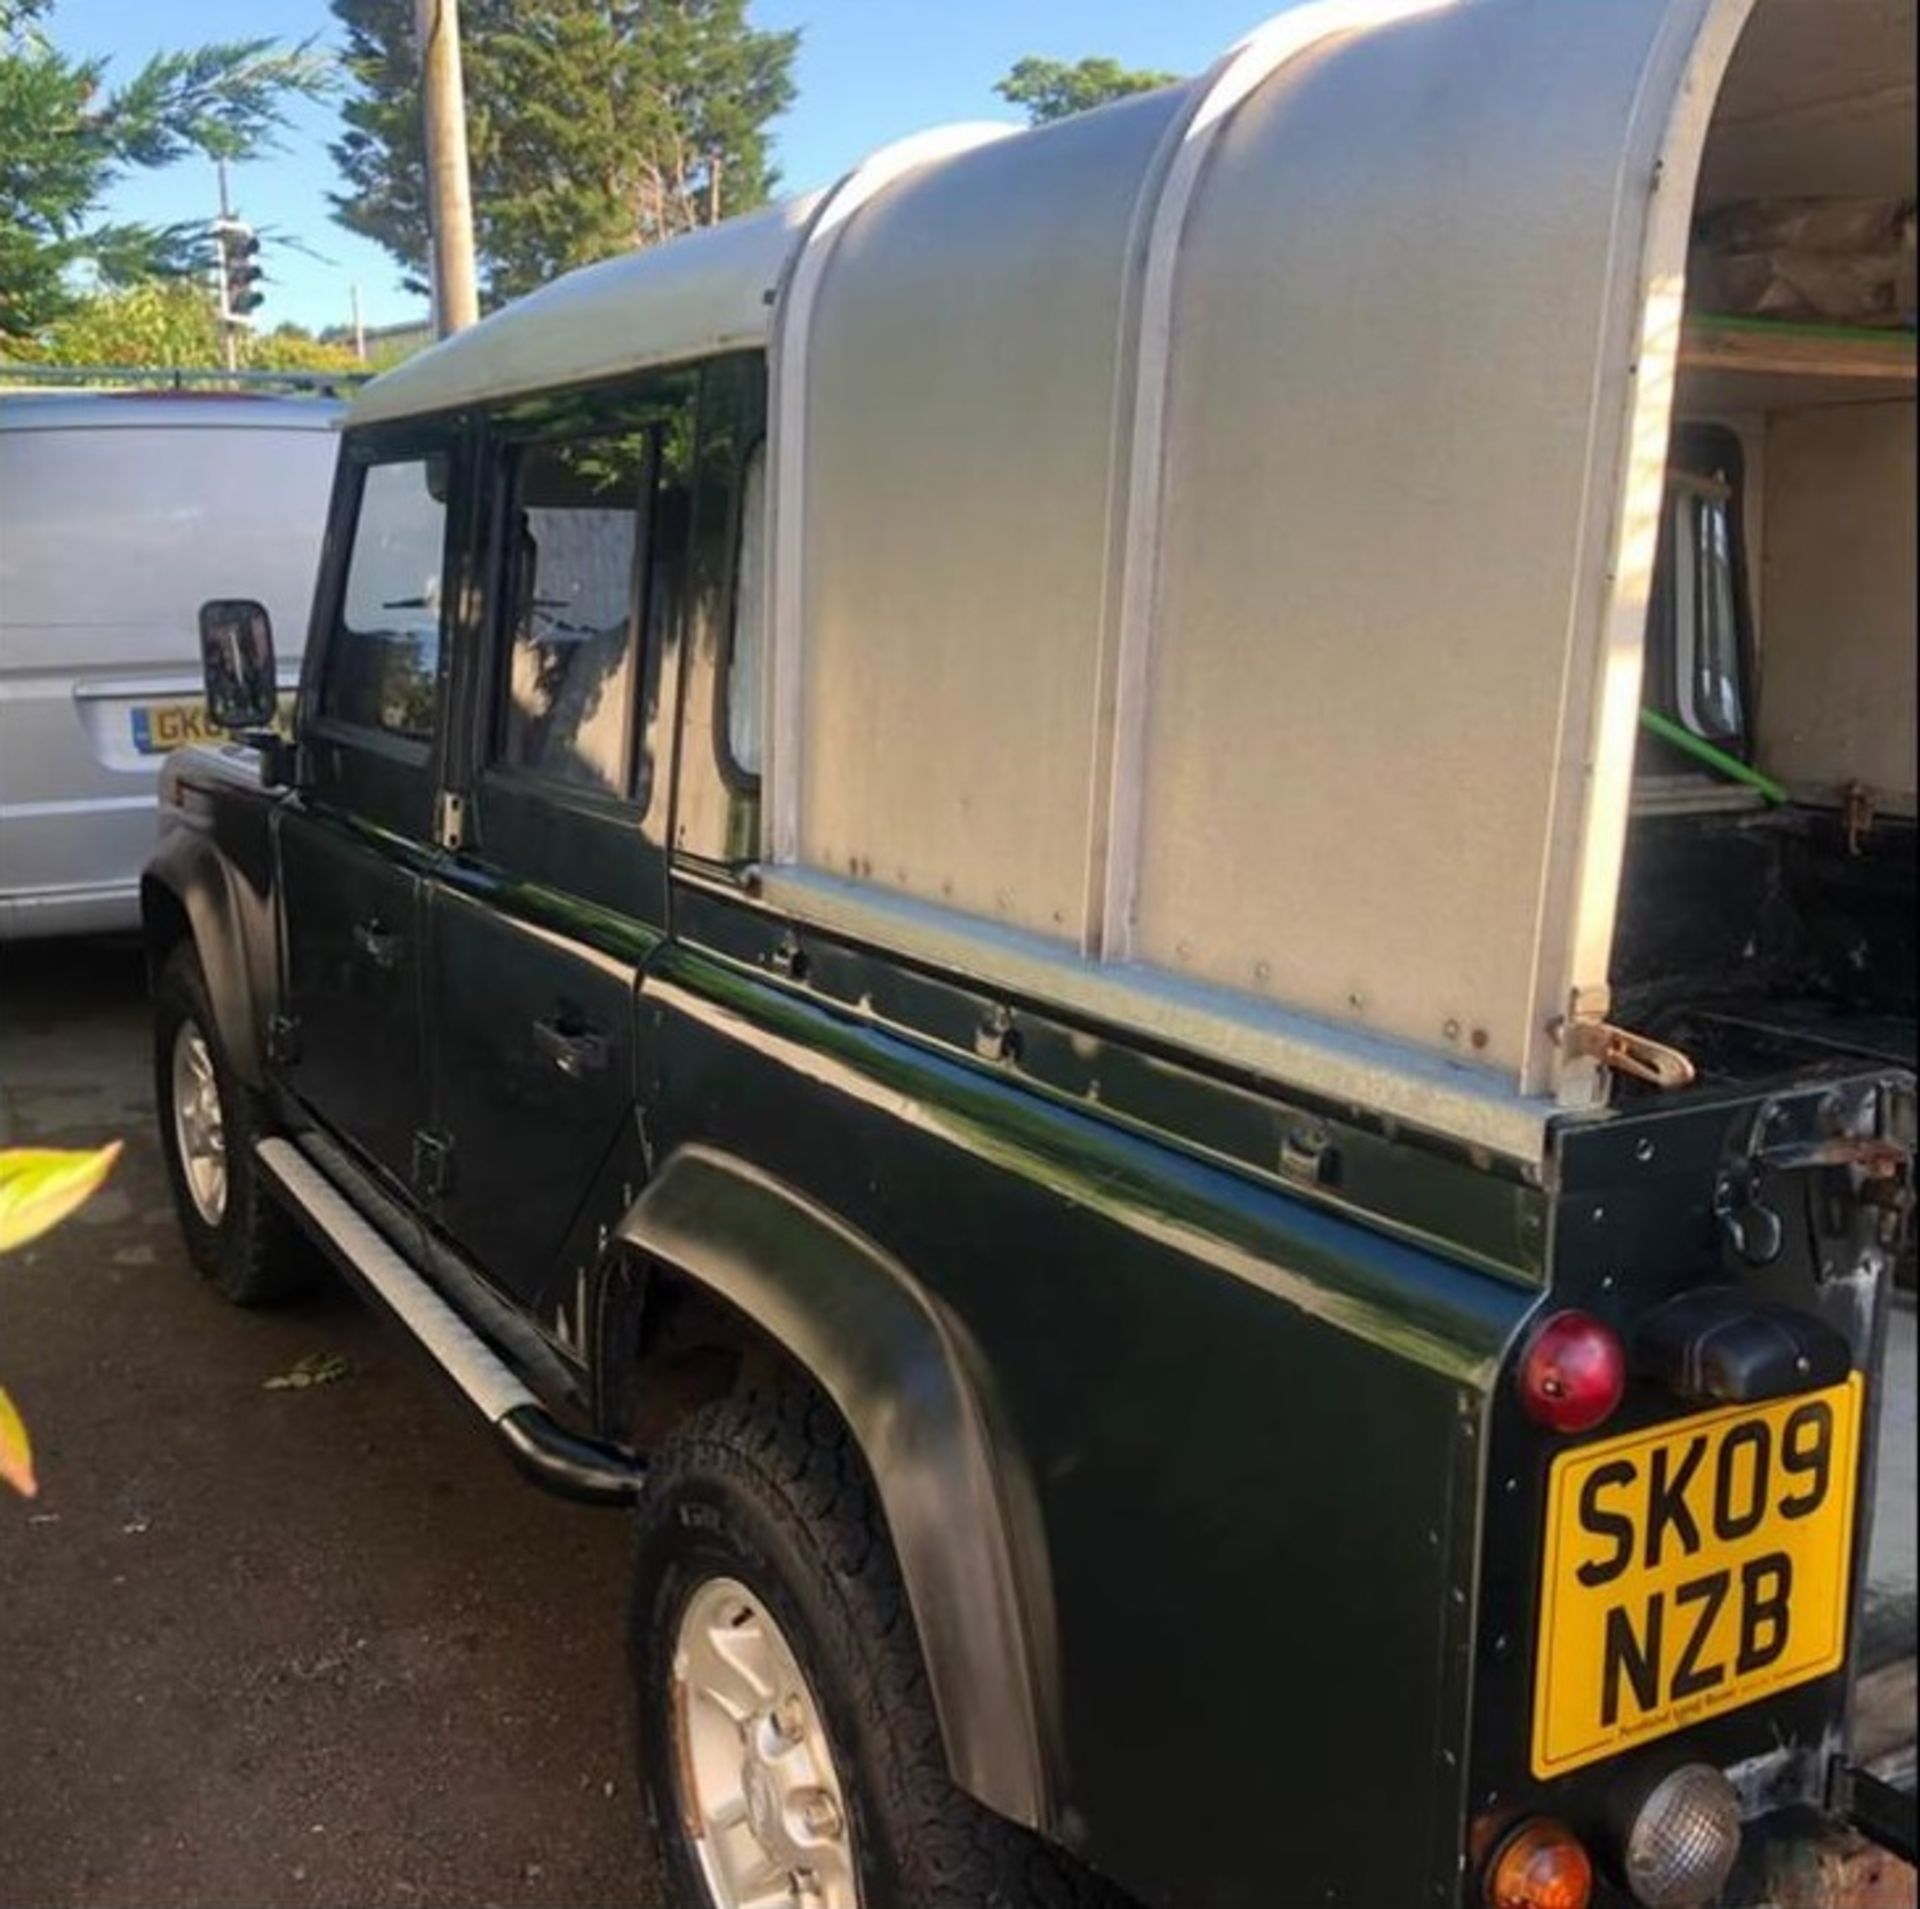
[1831,1759,1918,1867]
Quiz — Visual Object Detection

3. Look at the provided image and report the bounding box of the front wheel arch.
[140,849,264,1091]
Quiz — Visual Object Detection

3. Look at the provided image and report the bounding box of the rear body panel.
[1470,1071,1910,1889]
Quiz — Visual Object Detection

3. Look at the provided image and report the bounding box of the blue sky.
[53,0,1276,334]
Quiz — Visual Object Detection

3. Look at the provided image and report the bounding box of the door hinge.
[411,1129,454,1197]
[1553,1012,1698,1090]
[266,1013,301,1066]
[436,789,469,852]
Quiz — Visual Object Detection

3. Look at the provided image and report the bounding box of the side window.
[1665,475,1744,745]
[1645,426,1751,765]
[725,440,768,778]
[323,455,448,741]
[670,352,767,865]
[496,432,651,794]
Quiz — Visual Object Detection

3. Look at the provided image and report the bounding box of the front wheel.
[632,1387,1121,1909]
[153,942,314,1307]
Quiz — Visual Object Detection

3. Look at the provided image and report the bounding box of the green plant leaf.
[0,1384,36,1498]
[263,1351,351,1390]
[0,1142,122,1253]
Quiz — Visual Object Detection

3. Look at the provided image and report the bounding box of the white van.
[0,391,342,938]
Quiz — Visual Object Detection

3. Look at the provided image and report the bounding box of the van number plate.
[131,700,286,754]
[1531,1374,1862,1780]
[130,701,219,754]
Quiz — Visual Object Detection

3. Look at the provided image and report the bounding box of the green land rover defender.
[147,2,1915,1904]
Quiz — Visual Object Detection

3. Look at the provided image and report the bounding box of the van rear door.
[0,403,335,934]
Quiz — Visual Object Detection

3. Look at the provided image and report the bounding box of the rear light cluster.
[1486,1819,1593,1909]
[1616,1763,1742,1908]
[1516,1310,1627,1435]
[1482,1764,1742,1909]
[1495,1314,1743,1909]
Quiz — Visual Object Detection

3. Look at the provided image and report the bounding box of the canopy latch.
[1554,1014,1698,1090]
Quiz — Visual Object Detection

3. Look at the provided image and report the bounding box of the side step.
[255,1137,643,1506]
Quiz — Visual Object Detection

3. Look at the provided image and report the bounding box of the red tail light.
[1517,1311,1626,1434]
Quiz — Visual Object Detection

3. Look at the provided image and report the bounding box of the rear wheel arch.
[606,1144,1059,1834]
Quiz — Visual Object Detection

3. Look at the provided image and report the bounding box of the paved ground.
[1,937,1913,1908]
[0,939,648,1909]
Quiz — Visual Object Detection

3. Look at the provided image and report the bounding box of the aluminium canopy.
[353,0,1916,1169]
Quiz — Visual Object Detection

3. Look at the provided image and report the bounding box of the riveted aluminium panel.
[1126,0,1701,1084]
[791,90,1185,945]
[756,0,1778,1159]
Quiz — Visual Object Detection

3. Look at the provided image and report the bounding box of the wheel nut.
[796,1789,842,1839]
[773,1695,807,1744]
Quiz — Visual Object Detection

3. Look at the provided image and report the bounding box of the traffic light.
[215,219,264,323]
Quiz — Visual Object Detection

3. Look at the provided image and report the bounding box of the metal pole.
[415,0,480,337]
[351,283,367,362]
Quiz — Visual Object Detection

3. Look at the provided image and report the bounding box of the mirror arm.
[247,731,296,790]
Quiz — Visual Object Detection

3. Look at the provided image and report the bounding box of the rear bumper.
[1831,1759,1918,1868]
[1739,1791,1917,1908]
[0,877,140,939]
[0,789,156,937]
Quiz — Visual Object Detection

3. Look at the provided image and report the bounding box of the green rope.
[1639,706,1788,804]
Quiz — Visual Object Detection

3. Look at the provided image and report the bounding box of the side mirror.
[198,598,278,733]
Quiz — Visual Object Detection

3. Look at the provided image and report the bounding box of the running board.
[255,1137,643,1506]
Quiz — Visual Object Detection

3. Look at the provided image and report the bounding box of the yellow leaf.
[0,1142,123,1254]
[0,1384,35,1498]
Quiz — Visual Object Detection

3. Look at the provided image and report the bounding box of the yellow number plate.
[131,700,288,755]
[131,701,222,754]
[1532,1374,1862,1780]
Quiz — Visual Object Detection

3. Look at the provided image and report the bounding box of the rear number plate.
[130,699,286,755]
[1532,1374,1863,1780]
[130,701,219,755]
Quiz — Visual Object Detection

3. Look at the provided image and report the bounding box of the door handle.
[352,919,403,969]
[532,1016,609,1079]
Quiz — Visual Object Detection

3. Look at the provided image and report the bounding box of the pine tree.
[0,0,332,343]
[995,56,1180,126]
[330,0,798,307]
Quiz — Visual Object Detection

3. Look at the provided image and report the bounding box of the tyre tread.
[156,942,314,1308]
[639,1384,1126,1909]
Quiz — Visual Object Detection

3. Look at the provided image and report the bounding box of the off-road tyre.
[153,941,315,1307]
[632,1384,1125,1909]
